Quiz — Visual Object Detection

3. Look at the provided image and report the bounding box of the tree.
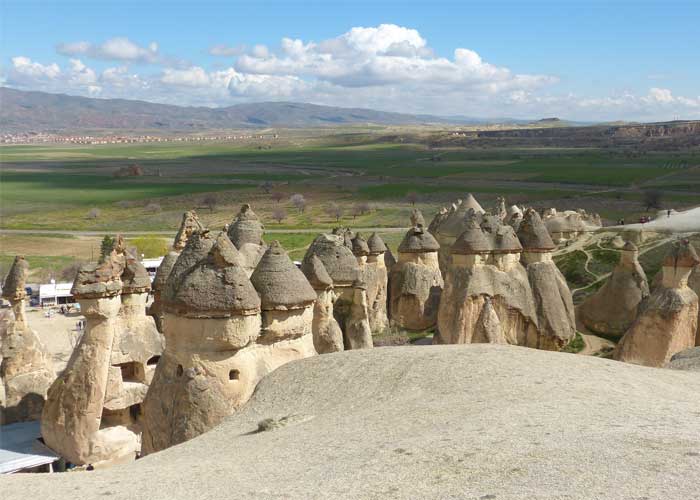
[202,194,217,213]
[405,191,419,206]
[351,202,370,220]
[144,202,162,214]
[271,191,285,203]
[290,193,306,213]
[272,207,287,224]
[260,181,273,194]
[99,235,115,263]
[643,189,663,211]
[87,207,101,219]
[327,203,343,222]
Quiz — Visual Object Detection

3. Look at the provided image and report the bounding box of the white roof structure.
[142,257,164,269]
[39,282,73,302]
[0,421,58,474]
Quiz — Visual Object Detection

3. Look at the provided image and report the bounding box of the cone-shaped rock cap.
[121,252,152,294]
[622,241,638,252]
[163,230,216,303]
[301,254,333,289]
[517,209,556,251]
[152,251,178,291]
[463,193,485,214]
[165,231,260,317]
[451,220,492,255]
[663,239,700,268]
[71,249,125,299]
[367,232,388,254]
[173,210,204,251]
[227,204,265,248]
[351,233,370,256]
[2,255,29,301]
[410,209,426,228]
[398,225,440,253]
[494,224,523,253]
[251,241,317,310]
[303,233,359,286]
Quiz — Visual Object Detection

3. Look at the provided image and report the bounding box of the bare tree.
[271,191,285,203]
[290,193,306,213]
[145,202,162,214]
[202,194,217,213]
[643,189,663,211]
[405,191,419,206]
[87,207,101,219]
[327,203,344,222]
[260,181,273,194]
[272,207,287,224]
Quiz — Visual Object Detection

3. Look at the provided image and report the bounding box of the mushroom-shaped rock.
[368,232,388,255]
[451,219,492,255]
[517,209,556,255]
[301,255,343,353]
[351,233,370,258]
[364,233,390,333]
[391,225,443,330]
[345,279,373,349]
[615,240,699,367]
[227,204,264,247]
[303,233,359,286]
[578,241,649,336]
[1,257,53,425]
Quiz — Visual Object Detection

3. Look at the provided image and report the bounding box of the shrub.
[87,207,101,219]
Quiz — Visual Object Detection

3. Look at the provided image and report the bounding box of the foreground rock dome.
[3,345,699,499]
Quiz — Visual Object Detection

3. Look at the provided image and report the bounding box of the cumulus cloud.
[57,37,160,63]
[4,25,699,120]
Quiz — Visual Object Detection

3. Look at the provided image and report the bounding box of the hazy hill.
[0,87,502,132]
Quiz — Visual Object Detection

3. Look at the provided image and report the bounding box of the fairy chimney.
[301,254,344,353]
[365,233,390,333]
[41,240,143,466]
[390,212,443,330]
[578,241,650,336]
[1,256,53,425]
[615,240,699,367]
[150,210,204,331]
[227,204,267,275]
[345,279,373,349]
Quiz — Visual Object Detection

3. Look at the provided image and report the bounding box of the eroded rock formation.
[42,238,162,466]
[365,233,390,333]
[227,204,267,275]
[542,208,601,245]
[1,256,53,425]
[435,209,575,350]
[578,242,649,336]
[390,213,443,330]
[150,210,204,331]
[142,232,315,454]
[615,239,700,367]
[301,254,344,353]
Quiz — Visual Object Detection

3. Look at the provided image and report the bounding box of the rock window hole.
[176,364,184,377]
[229,369,240,381]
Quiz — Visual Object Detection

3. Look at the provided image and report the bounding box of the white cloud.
[210,44,247,57]
[11,56,61,79]
[161,66,211,87]
[57,37,160,63]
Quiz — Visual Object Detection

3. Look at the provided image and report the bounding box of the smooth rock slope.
[3,345,699,499]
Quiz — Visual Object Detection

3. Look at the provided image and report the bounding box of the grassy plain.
[2,128,699,277]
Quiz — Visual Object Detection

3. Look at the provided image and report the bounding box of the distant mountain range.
[0,87,540,133]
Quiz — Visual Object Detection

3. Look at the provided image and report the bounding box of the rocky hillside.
[0,87,481,132]
[3,344,699,499]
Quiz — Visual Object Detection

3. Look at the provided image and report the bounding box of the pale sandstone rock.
[365,233,389,333]
[301,255,344,353]
[390,215,443,330]
[345,280,373,349]
[41,239,163,466]
[578,242,649,336]
[666,346,700,372]
[142,232,315,454]
[1,256,53,425]
[689,266,700,345]
[615,239,700,367]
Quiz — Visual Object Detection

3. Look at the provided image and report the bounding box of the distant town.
[0,132,279,145]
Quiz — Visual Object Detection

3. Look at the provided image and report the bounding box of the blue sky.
[2,0,698,120]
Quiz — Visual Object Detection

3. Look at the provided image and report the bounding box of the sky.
[1,0,699,121]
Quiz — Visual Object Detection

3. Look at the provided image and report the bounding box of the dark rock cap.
[303,233,359,286]
[301,254,333,289]
[2,255,29,301]
[351,233,370,257]
[251,241,317,310]
[173,210,204,251]
[494,225,523,254]
[227,204,265,248]
[121,252,152,294]
[165,231,260,317]
[367,233,388,254]
[663,239,700,268]
[398,226,440,253]
[451,220,492,255]
[72,249,125,299]
[517,209,556,252]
